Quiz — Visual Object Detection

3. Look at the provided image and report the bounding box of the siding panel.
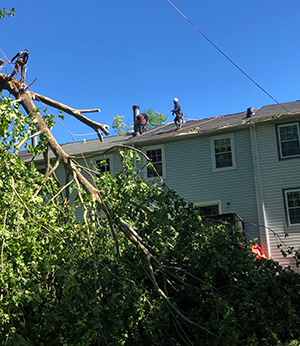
[141,129,259,241]
[256,119,300,269]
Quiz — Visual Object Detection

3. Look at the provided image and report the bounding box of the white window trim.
[143,145,166,180]
[95,154,113,176]
[277,122,300,159]
[195,200,222,214]
[284,188,300,227]
[210,134,236,172]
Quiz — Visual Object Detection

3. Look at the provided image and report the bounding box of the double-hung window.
[284,188,300,226]
[277,122,300,159]
[145,146,165,179]
[96,157,111,174]
[211,134,236,172]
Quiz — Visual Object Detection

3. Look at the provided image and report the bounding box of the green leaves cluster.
[94,149,300,346]
[144,108,167,131]
[0,95,300,345]
[112,114,127,135]
[112,108,167,135]
[0,7,15,19]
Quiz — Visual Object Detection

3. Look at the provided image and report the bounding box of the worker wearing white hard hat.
[170,98,183,130]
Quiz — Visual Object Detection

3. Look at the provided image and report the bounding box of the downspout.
[250,123,271,257]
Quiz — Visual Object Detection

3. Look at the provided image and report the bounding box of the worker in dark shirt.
[133,113,149,136]
[134,113,145,135]
[171,98,183,130]
[9,49,29,80]
[141,112,149,133]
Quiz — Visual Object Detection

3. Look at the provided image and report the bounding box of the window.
[96,158,110,174]
[211,134,236,171]
[197,205,219,216]
[145,147,165,178]
[195,200,222,216]
[277,122,300,159]
[284,188,300,226]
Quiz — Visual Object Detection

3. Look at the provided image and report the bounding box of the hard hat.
[174,98,178,102]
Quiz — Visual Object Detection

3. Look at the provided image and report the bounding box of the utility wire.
[166,0,295,117]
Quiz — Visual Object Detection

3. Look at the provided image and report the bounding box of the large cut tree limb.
[31,92,109,141]
[0,73,217,337]
[0,74,105,202]
[0,73,119,253]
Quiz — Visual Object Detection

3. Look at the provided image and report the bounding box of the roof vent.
[246,107,255,118]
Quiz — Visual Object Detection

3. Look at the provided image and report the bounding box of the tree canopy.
[0,93,300,345]
[112,109,168,135]
[112,114,127,135]
[144,108,168,130]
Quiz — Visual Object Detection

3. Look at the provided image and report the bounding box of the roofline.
[20,107,300,162]
[126,111,300,146]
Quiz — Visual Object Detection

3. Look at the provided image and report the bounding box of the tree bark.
[0,73,107,204]
[31,92,109,141]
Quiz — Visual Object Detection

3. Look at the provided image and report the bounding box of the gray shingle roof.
[19,133,132,162]
[125,100,300,145]
[19,100,300,161]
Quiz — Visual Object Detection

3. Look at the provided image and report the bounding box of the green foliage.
[112,114,127,135]
[144,108,167,130]
[112,109,167,135]
[0,7,15,18]
[1,95,300,345]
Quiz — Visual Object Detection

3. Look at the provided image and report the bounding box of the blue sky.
[1,0,300,143]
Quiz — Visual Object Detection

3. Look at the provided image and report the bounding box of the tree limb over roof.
[31,92,109,141]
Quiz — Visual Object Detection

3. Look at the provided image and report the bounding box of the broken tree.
[1,72,300,346]
[0,73,110,203]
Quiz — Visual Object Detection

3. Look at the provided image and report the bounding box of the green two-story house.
[20,100,300,270]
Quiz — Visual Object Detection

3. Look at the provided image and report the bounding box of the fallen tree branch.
[118,218,216,337]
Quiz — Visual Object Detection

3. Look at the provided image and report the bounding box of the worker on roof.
[9,49,29,80]
[170,98,183,130]
[134,113,148,136]
[141,112,149,133]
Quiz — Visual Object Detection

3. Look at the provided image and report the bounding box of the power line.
[166,0,296,118]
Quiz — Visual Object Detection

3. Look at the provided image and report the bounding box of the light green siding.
[29,119,300,270]
[136,128,259,242]
[255,118,300,270]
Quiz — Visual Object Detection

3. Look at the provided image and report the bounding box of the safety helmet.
[174,98,178,102]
